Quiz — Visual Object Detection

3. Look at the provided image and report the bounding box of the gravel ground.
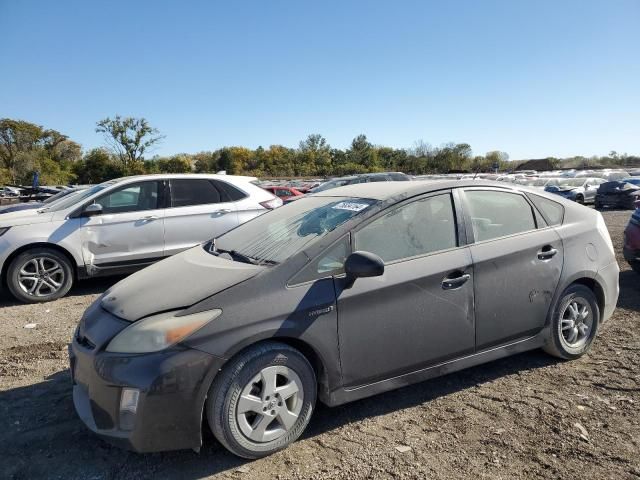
[1,210,639,480]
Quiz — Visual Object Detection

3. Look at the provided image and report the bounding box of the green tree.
[298,134,332,176]
[74,148,123,184]
[96,116,164,174]
[156,154,192,173]
[0,119,45,182]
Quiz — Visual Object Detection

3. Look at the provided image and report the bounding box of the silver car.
[0,174,281,303]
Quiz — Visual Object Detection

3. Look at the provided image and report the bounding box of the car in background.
[575,170,630,181]
[624,206,640,274]
[0,187,87,214]
[309,172,411,193]
[70,180,618,458]
[262,185,304,204]
[515,178,558,189]
[0,174,281,303]
[544,177,605,204]
[595,178,640,210]
[0,186,22,197]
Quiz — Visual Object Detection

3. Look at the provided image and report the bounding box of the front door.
[336,192,475,388]
[461,188,564,349]
[80,180,165,268]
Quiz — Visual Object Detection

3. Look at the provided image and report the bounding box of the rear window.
[528,193,565,226]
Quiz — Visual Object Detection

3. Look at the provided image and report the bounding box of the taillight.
[260,197,283,209]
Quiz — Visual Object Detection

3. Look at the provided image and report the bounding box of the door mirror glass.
[82,203,103,217]
[344,251,384,287]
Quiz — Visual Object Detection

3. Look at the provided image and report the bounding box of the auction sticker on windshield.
[332,201,370,212]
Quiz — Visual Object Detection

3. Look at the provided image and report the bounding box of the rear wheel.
[543,285,599,359]
[206,342,317,459]
[6,248,74,303]
[575,194,585,204]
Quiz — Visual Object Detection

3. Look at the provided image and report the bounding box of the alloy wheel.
[18,257,65,297]
[236,365,304,443]
[560,299,593,348]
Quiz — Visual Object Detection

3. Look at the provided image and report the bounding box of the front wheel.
[575,195,585,204]
[6,248,74,303]
[206,342,317,459]
[543,285,600,360]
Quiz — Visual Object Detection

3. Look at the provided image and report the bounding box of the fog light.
[119,388,140,431]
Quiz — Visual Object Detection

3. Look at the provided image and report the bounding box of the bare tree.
[96,116,164,173]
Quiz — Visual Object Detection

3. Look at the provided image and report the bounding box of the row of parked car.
[1,170,638,304]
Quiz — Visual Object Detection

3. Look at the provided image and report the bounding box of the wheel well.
[1,243,79,284]
[571,278,605,322]
[232,337,330,402]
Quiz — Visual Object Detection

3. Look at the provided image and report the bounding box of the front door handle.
[215,209,232,215]
[538,245,558,260]
[140,215,159,221]
[442,273,471,290]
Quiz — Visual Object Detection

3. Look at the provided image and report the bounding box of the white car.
[0,174,281,303]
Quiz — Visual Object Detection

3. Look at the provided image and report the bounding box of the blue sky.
[1,0,638,160]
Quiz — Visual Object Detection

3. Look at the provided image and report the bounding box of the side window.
[291,236,351,284]
[95,181,159,214]
[355,194,457,263]
[527,193,565,226]
[171,179,223,207]
[213,180,247,201]
[464,190,536,242]
[276,189,290,197]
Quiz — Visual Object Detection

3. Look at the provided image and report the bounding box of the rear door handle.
[537,246,558,260]
[215,209,232,214]
[140,215,159,221]
[442,273,471,290]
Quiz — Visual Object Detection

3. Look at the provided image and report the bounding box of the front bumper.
[69,302,225,453]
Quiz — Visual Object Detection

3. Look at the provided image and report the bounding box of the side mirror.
[343,251,384,288]
[82,203,103,217]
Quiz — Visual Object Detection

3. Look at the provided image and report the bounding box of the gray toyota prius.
[69,180,619,458]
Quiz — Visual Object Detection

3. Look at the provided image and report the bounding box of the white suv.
[0,174,281,303]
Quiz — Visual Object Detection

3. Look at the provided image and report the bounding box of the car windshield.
[41,181,117,212]
[213,196,377,265]
[42,188,78,204]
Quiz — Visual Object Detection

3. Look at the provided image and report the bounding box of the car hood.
[100,245,264,321]
[0,208,54,227]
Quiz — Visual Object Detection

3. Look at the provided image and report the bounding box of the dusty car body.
[70,180,619,458]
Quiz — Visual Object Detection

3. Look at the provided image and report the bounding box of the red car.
[624,201,640,274]
[262,185,304,203]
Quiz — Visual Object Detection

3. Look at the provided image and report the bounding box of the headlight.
[106,309,222,353]
[0,227,10,237]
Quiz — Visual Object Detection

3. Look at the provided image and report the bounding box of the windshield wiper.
[215,248,260,265]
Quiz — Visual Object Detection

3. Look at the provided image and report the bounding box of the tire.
[6,248,74,303]
[575,195,585,204]
[206,341,317,459]
[543,285,600,360]
[594,201,601,210]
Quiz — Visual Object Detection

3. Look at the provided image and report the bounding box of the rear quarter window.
[527,193,565,226]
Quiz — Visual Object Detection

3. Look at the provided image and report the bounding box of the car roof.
[311,179,517,200]
[111,173,258,184]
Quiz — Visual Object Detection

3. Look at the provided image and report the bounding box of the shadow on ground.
[0,347,558,479]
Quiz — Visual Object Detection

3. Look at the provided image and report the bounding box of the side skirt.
[324,331,547,407]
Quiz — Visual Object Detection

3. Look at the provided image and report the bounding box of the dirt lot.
[1,210,639,480]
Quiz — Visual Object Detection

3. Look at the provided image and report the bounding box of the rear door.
[163,178,239,256]
[461,188,563,350]
[79,180,166,268]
